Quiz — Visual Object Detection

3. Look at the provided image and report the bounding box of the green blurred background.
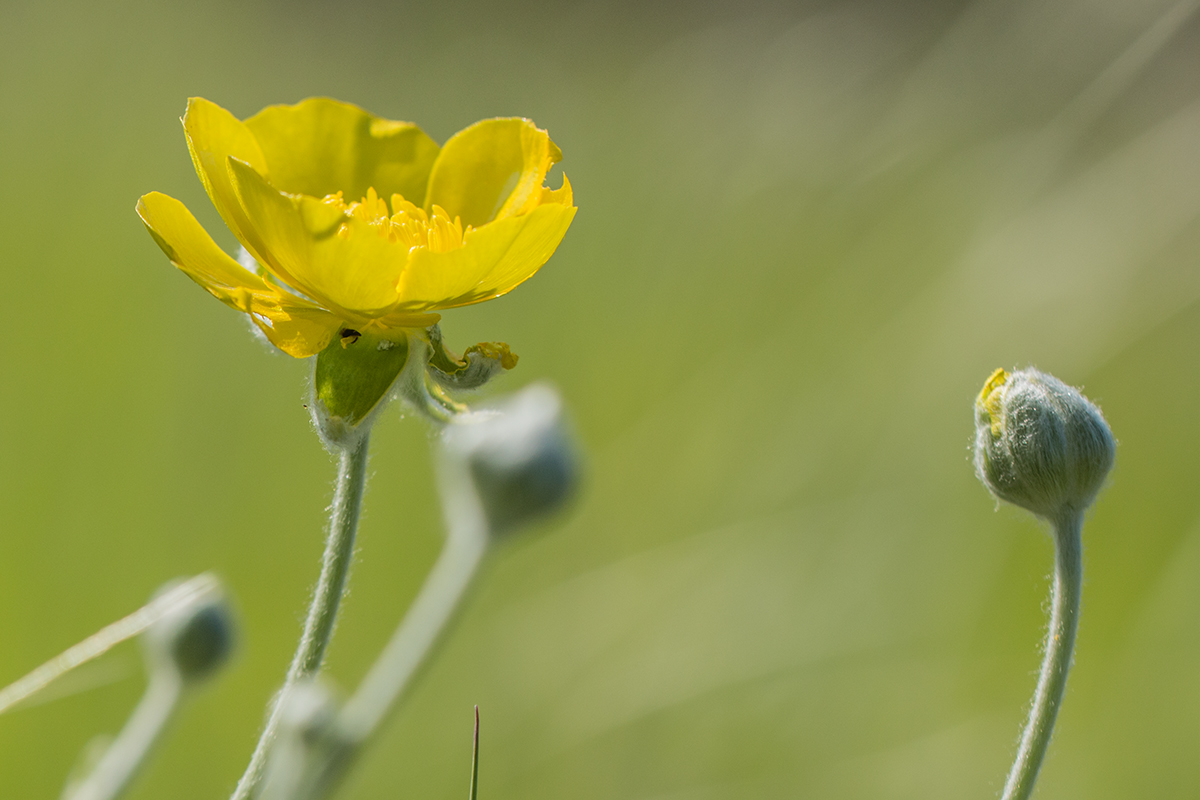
[3,0,1200,797]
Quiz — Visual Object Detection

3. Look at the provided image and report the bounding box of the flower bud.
[425,324,518,392]
[277,680,340,751]
[143,575,235,682]
[974,368,1115,520]
[259,680,343,800]
[443,384,580,534]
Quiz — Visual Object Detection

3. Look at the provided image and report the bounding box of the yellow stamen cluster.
[327,187,467,253]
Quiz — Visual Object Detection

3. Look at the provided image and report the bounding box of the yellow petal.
[137,190,276,308]
[540,173,574,207]
[395,197,576,311]
[244,98,441,206]
[228,158,411,317]
[425,118,562,228]
[253,306,342,358]
[136,191,341,357]
[182,98,277,268]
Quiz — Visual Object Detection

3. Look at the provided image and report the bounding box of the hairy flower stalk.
[973,368,1115,800]
[1002,510,1082,800]
[232,435,369,800]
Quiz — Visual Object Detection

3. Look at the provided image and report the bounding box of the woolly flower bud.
[443,383,580,534]
[259,681,342,800]
[974,368,1115,520]
[144,575,235,682]
[277,680,339,745]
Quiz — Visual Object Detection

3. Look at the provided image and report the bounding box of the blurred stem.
[63,669,183,800]
[231,434,371,800]
[338,482,487,741]
[1000,511,1083,800]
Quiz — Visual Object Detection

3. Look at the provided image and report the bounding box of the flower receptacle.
[311,331,411,446]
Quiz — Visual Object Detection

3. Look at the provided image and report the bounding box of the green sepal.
[426,324,518,391]
[314,330,410,427]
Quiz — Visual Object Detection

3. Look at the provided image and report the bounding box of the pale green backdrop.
[2,1,1200,798]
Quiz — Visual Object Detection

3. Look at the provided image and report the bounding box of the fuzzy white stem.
[1000,511,1083,800]
[230,435,370,800]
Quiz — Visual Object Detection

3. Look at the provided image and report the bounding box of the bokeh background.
[3,0,1200,797]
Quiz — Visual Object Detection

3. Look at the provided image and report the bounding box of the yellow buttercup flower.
[137,97,576,358]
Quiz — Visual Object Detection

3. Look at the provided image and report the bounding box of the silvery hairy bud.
[443,383,580,534]
[974,368,1115,520]
[143,575,235,683]
[259,681,343,800]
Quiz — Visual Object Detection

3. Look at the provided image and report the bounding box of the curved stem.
[62,670,183,800]
[231,435,371,800]
[1001,511,1084,800]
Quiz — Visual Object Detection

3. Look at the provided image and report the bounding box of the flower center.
[321,187,467,253]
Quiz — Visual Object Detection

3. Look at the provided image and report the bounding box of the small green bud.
[974,367,1115,520]
[443,384,580,534]
[144,575,235,682]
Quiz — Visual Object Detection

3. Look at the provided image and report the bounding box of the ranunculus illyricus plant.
[131,98,580,800]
